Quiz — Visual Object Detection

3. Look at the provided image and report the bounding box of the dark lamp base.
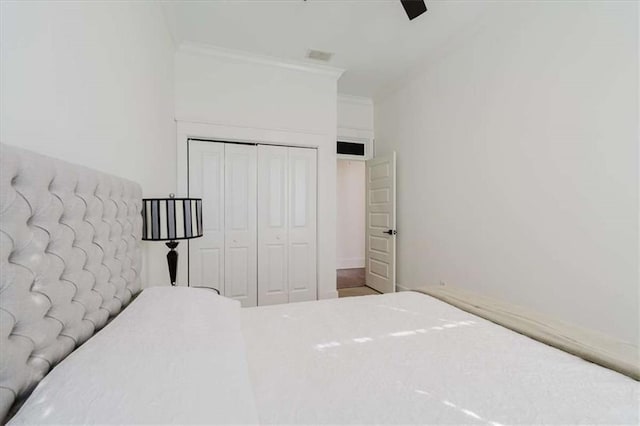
[166,241,179,286]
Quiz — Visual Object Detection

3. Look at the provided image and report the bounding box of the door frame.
[176,120,324,296]
[335,157,366,273]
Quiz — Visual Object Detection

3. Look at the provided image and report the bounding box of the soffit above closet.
[161,0,498,98]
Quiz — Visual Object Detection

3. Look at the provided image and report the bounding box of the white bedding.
[10,289,638,425]
[10,287,259,425]
[241,291,639,425]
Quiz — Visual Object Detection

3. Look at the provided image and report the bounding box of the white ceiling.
[162,0,495,98]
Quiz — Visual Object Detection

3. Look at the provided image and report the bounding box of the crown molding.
[338,94,374,106]
[179,42,344,79]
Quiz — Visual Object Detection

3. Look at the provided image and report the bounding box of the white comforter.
[10,288,259,425]
[11,288,639,424]
[242,292,639,425]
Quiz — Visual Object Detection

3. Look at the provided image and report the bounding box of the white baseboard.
[336,257,365,270]
[396,283,412,292]
[319,290,339,300]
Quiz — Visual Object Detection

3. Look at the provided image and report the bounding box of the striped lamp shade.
[142,197,203,241]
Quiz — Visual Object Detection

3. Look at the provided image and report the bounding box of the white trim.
[179,42,344,79]
[337,127,374,140]
[176,120,326,300]
[336,258,365,270]
[178,119,326,141]
[337,128,373,161]
[396,284,411,293]
[338,94,374,106]
[320,290,339,299]
[177,121,326,197]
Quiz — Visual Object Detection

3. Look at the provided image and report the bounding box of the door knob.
[383,229,397,235]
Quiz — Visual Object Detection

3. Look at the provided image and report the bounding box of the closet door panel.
[288,147,317,303]
[199,249,222,289]
[188,141,224,290]
[290,243,310,291]
[257,145,289,305]
[227,247,249,297]
[225,144,257,307]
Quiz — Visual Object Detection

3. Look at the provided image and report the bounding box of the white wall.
[174,46,341,299]
[338,95,374,131]
[337,95,375,159]
[375,1,639,346]
[336,94,372,269]
[336,160,366,269]
[0,1,176,286]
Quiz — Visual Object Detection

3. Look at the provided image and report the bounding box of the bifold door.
[257,145,288,305]
[188,141,257,307]
[258,145,317,305]
[188,141,225,293]
[188,140,316,307]
[224,144,257,307]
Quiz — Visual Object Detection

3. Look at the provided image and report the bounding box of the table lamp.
[142,194,203,286]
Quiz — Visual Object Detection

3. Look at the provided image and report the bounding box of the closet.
[188,140,317,307]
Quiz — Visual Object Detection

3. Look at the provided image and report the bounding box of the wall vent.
[306,49,333,62]
[337,141,365,157]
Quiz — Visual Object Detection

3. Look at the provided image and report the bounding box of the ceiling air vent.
[306,49,333,62]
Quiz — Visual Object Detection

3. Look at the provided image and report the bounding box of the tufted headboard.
[0,143,143,422]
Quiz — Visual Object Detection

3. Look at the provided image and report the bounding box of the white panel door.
[288,147,317,303]
[225,143,258,307]
[257,145,289,305]
[188,140,225,291]
[365,152,396,293]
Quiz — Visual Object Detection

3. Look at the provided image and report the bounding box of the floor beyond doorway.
[337,268,366,289]
[337,268,380,298]
[338,286,380,298]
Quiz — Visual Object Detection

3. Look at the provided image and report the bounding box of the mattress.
[9,288,259,425]
[241,291,639,425]
[10,289,638,424]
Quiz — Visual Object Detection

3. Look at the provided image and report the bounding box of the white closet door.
[188,141,225,291]
[257,145,289,305]
[287,147,317,303]
[225,143,258,307]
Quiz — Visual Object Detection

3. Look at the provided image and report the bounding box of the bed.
[7,288,639,425]
[1,144,638,425]
[242,291,639,424]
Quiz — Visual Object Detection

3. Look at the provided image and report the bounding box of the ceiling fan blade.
[400,0,427,21]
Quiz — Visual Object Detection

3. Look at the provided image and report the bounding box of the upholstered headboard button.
[0,143,142,422]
